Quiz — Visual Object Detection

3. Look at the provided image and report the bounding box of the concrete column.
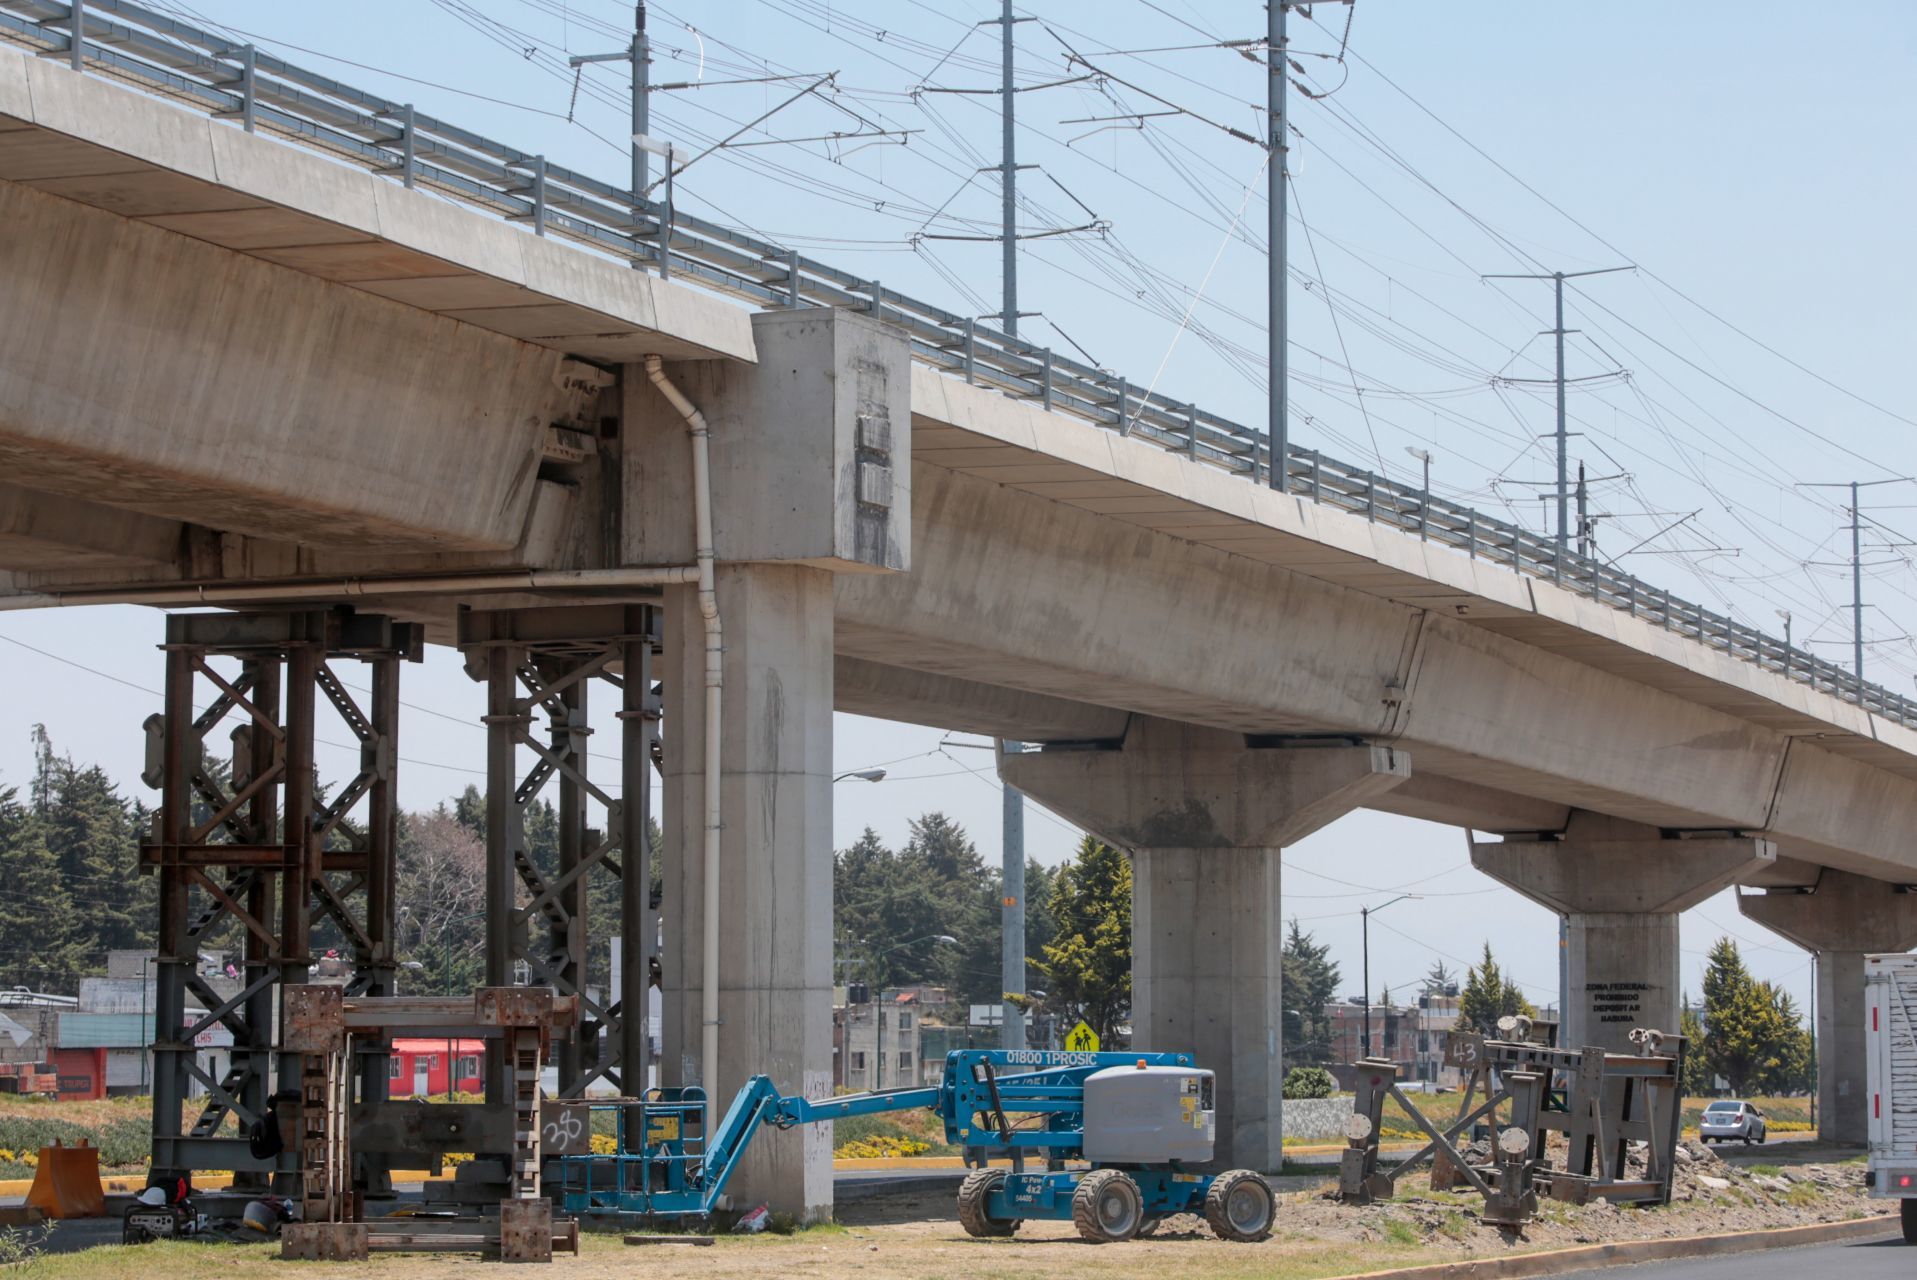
[1738,869,1917,1144]
[1132,846,1283,1168]
[1471,813,1774,1052]
[1002,717,1409,1172]
[662,564,835,1221]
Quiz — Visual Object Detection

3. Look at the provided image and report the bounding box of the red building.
[388,1039,484,1097]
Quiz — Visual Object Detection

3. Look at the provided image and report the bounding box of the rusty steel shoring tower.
[458,603,661,1105]
[143,603,663,1207]
[144,610,418,1189]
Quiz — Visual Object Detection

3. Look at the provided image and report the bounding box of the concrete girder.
[837,655,1564,832]
[1001,718,1409,851]
[832,656,1131,742]
[0,179,560,551]
[1738,869,1917,1143]
[0,481,181,570]
[1472,813,1775,1052]
[1377,774,1569,835]
[835,462,1917,877]
[834,463,1761,821]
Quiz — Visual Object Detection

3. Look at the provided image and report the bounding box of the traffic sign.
[1064,1021,1100,1053]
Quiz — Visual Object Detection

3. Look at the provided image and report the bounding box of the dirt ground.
[25,1141,1887,1280]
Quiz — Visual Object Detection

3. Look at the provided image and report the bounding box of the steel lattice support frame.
[143,610,419,1187]
[458,604,661,1102]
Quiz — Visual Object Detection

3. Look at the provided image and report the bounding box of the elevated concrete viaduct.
[1,38,1914,1210]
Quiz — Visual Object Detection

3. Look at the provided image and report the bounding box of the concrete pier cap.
[1471,812,1774,1052]
[1738,868,1917,1143]
[1002,715,1409,1173]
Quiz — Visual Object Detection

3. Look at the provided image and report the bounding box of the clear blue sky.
[5,0,1915,1019]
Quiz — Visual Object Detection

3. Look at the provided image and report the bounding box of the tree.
[1460,942,1535,1035]
[1678,998,1712,1095]
[31,728,146,957]
[1282,919,1341,1069]
[1023,861,1057,995]
[0,784,83,989]
[835,826,945,992]
[1421,961,1457,997]
[394,807,487,995]
[1698,938,1803,1096]
[1379,984,1394,1008]
[1037,836,1132,1045]
[1761,984,1814,1095]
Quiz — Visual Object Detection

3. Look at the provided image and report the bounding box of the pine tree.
[1282,918,1341,1068]
[1422,961,1457,997]
[1460,942,1534,1034]
[0,786,82,989]
[32,730,146,957]
[1699,938,1798,1096]
[1037,836,1132,1045]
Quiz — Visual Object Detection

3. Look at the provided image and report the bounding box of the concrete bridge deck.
[1,9,1910,1217]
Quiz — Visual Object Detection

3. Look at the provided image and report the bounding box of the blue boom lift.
[551,1049,1275,1243]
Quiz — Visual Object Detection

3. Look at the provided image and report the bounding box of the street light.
[1361,894,1423,1059]
[833,768,887,783]
[1405,447,1433,541]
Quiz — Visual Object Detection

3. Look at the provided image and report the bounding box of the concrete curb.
[1327,1215,1899,1280]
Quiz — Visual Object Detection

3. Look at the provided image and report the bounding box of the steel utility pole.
[570,3,649,267]
[1000,747,1025,1052]
[1800,477,1915,683]
[999,0,1017,336]
[1268,0,1289,490]
[995,0,1029,1053]
[1483,266,1631,550]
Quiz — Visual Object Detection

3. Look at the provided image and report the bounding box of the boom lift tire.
[956,1169,1019,1238]
[1901,1198,1917,1245]
[1072,1169,1144,1243]
[1204,1169,1276,1242]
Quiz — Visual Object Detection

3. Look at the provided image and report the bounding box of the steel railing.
[4,0,1910,728]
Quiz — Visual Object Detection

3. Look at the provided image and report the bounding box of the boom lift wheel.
[1072,1169,1144,1243]
[1204,1169,1276,1242]
[956,1169,1019,1238]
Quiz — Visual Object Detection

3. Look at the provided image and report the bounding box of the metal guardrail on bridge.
[4,0,1910,728]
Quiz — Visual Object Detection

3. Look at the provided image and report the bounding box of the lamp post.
[865,933,956,1090]
[1361,894,1422,1059]
[833,768,887,783]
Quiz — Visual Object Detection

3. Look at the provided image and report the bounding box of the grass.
[1746,1163,1783,1176]
[1378,1218,1420,1246]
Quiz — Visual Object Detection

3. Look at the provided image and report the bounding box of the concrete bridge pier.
[1471,814,1773,1052]
[660,566,836,1221]
[1738,869,1917,1143]
[1002,718,1410,1172]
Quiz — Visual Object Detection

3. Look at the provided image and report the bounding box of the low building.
[389,1038,484,1097]
[833,988,921,1092]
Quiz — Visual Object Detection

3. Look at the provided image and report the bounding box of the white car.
[1698,1099,1767,1144]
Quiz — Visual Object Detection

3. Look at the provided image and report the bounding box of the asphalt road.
[1585,1235,1908,1280]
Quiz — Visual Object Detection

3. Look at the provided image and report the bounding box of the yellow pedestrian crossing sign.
[1064,1021,1100,1053]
